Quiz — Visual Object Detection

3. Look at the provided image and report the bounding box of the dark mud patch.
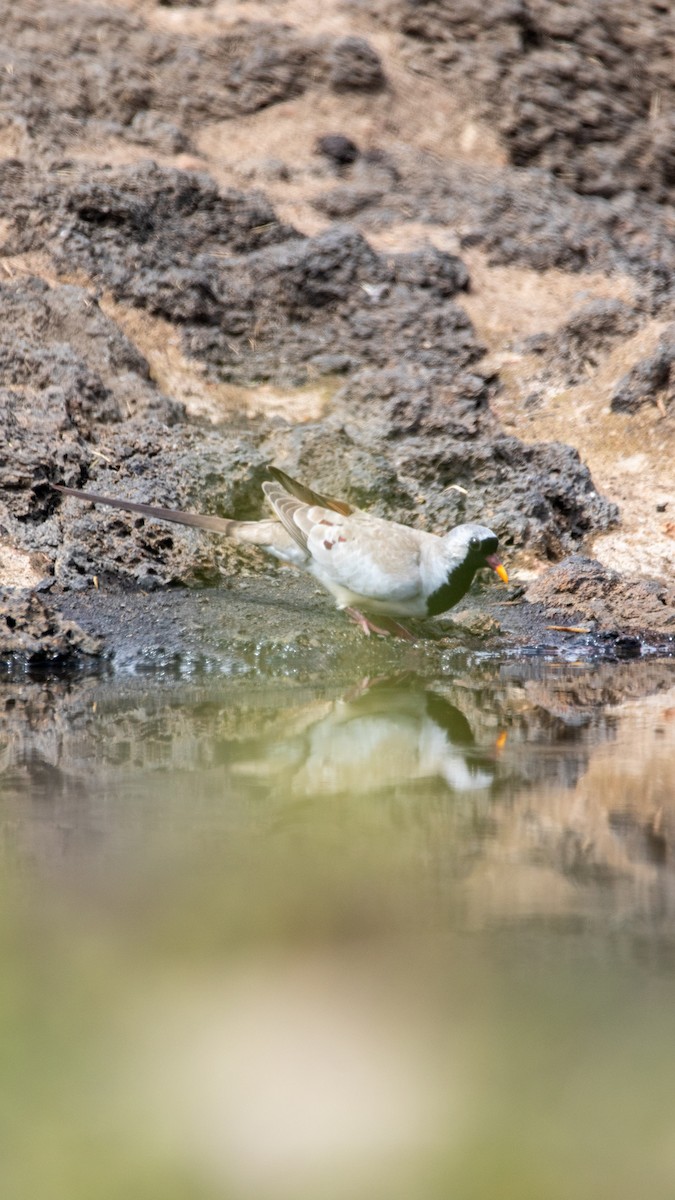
[51,573,508,682]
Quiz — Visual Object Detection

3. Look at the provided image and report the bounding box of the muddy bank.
[0,0,673,661]
[7,573,670,680]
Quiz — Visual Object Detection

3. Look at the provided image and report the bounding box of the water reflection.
[2,663,675,910]
[227,677,496,797]
[2,659,675,1198]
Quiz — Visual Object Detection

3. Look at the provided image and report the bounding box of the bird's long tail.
[52,484,288,550]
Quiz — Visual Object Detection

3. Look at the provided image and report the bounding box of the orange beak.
[486,553,509,584]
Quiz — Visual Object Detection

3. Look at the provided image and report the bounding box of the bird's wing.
[263,480,424,602]
[305,511,425,603]
[261,481,315,552]
[267,466,354,515]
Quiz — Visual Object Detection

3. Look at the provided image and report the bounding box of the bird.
[53,466,508,637]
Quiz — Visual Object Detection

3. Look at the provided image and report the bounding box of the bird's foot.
[345,608,391,637]
[344,609,417,640]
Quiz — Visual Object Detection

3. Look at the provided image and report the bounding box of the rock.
[50,430,271,591]
[0,275,178,429]
[393,434,618,556]
[440,610,502,638]
[519,299,640,383]
[396,0,675,203]
[127,112,190,154]
[315,134,360,165]
[312,186,385,217]
[0,587,103,670]
[391,247,471,297]
[0,6,393,152]
[611,325,675,413]
[325,36,387,93]
[526,556,675,634]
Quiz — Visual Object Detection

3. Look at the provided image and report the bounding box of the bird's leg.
[344,607,391,637]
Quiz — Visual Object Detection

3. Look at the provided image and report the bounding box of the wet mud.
[0,0,673,671]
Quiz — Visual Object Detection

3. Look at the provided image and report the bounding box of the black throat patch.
[425,559,477,617]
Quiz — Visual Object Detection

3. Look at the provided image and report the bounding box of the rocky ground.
[0,0,674,670]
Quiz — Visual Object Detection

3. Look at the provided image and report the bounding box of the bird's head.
[443,523,509,583]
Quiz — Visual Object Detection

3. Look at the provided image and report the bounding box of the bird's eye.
[469,536,480,551]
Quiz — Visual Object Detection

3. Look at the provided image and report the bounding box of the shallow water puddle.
[1,656,675,1198]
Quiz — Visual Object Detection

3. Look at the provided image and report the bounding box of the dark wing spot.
[319,519,334,527]
[323,539,333,550]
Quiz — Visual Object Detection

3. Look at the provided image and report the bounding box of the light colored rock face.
[474,304,675,587]
[0,543,46,590]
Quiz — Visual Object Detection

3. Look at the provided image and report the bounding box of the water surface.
[2,652,675,1199]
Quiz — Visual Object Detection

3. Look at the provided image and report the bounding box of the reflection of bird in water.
[228,680,496,798]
